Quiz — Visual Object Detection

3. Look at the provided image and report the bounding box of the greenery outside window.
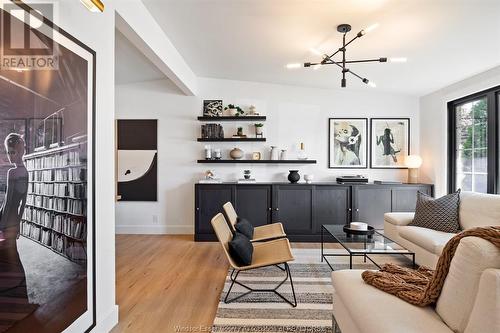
[448,86,499,194]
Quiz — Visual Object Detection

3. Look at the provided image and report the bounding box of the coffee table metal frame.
[321,224,415,270]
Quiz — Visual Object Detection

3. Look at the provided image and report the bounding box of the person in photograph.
[376,127,401,163]
[334,122,361,165]
[0,133,34,311]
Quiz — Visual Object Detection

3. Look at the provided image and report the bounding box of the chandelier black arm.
[346,68,367,83]
[326,33,361,59]
[345,58,387,64]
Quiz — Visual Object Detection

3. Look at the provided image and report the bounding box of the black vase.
[288,170,300,184]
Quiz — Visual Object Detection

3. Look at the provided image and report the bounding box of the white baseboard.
[115,224,194,234]
[93,304,118,333]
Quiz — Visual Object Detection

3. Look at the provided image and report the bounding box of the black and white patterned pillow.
[409,190,461,233]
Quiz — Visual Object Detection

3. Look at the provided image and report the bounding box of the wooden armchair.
[222,201,286,242]
[211,213,297,307]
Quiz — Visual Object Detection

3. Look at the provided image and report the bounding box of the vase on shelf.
[270,146,279,160]
[230,147,243,160]
[298,142,308,160]
[280,149,287,160]
[304,174,314,184]
[288,170,300,184]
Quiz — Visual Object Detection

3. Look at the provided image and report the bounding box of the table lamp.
[406,155,422,184]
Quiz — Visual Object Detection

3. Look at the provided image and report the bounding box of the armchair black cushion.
[228,232,253,266]
[235,217,254,239]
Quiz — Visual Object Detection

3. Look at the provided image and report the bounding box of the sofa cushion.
[436,237,500,333]
[332,270,452,333]
[399,226,455,255]
[460,191,500,230]
[409,190,461,233]
[384,212,415,226]
[464,268,500,333]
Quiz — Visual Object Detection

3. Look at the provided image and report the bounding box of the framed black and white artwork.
[370,118,410,169]
[117,120,158,201]
[0,2,96,332]
[203,100,223,117]
[328,118,368,168]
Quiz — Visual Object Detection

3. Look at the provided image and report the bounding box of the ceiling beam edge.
[115,1,198,96]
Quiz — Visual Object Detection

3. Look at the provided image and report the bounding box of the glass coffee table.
[321,224,415,270]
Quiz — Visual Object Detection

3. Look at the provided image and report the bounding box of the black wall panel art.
[0,2,95,332]
[117,120,158,201]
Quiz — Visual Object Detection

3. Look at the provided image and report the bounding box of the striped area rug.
[212,248,382,333]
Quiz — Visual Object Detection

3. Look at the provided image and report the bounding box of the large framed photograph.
[328,118,368,168]
[370,118,410,169]
[0,2,95,332]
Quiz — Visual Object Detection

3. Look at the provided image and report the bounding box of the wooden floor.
[113,235,345,333]
[112,235,228,332]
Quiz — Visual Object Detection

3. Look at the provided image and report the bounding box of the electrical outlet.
[152,215,159,224]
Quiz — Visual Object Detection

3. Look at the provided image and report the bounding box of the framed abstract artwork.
[370,118,410,169]
[0,2,96,332]
[328,118,368,168]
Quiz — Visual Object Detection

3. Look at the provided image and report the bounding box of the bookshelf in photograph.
[21,142,88,263]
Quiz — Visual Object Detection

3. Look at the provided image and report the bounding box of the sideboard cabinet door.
[352,185,392,229]
[273,185,313,235]
[391,185,433,212]
[234,185,272,227]
[195,185,234,240]
[313,185,350,234]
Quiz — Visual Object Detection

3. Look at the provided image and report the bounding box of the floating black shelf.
[197,116,266,121]
[197,159,317,164]
[197,138,266,142]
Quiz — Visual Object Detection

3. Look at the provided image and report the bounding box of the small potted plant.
[243,170,251,180]
[254,123,264,137]
[224,104,245,116]
[237,127,244,136]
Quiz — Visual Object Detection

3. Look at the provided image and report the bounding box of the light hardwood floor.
[113,235,347,332]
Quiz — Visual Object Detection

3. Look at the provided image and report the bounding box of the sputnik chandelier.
[287,23,406,88]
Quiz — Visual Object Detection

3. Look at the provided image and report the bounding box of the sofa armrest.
[465,269,500,333]
[384,212,415,226]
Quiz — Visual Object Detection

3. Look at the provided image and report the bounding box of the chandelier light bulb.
[286,63,301,69]
[309,48,322,56]
[364,23,380,33]
[368,81,377,88]
[389,57,407,63]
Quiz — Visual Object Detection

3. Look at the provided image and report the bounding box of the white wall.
[50,1,118,331]
[420,66,500,196]
[115,77,419,234]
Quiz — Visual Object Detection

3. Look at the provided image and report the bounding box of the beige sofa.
[384,191,500,268]
[331,236,500,333]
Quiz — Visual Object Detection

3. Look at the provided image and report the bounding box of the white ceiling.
[115,29,165,85]
[141,0,500,96]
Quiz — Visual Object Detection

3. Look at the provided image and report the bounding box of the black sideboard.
[195,182,433,242]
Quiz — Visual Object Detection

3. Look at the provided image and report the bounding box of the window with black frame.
[448,86,499,194]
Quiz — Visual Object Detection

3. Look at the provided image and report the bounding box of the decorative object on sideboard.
[204,145,212,160]
[336,175,368,184]
[288,170,300,183]
[224,104,244,117]
[297,142,308,160]
[243,170,251,180]
[236,127,244,137]
[329,118,367,168]
[199,170,222,183]
[270,146,280,160]
[304,174,314,184]
[203,100,223,117]
[280,149,287,160]
[406,155,423,184]
[230,147,244,160]
[254,123,264,138]
[252,152,261,160]
[288,23,406,88]
[370,118,410,169]
[248,105,259,115]
[201,123,224,139]
[343,224,375,238]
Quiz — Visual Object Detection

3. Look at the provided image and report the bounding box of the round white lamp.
[406,155,423,184]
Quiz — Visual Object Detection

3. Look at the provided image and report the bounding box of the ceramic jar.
[270,146,279,160]
[288,170,300,184]
[230,147,244,160]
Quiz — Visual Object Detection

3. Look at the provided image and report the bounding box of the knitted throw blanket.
[361,226,500,306]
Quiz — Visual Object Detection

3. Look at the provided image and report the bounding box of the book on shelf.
[237,178,256,183]
[198,178,222,184]
[374,180,403,184]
